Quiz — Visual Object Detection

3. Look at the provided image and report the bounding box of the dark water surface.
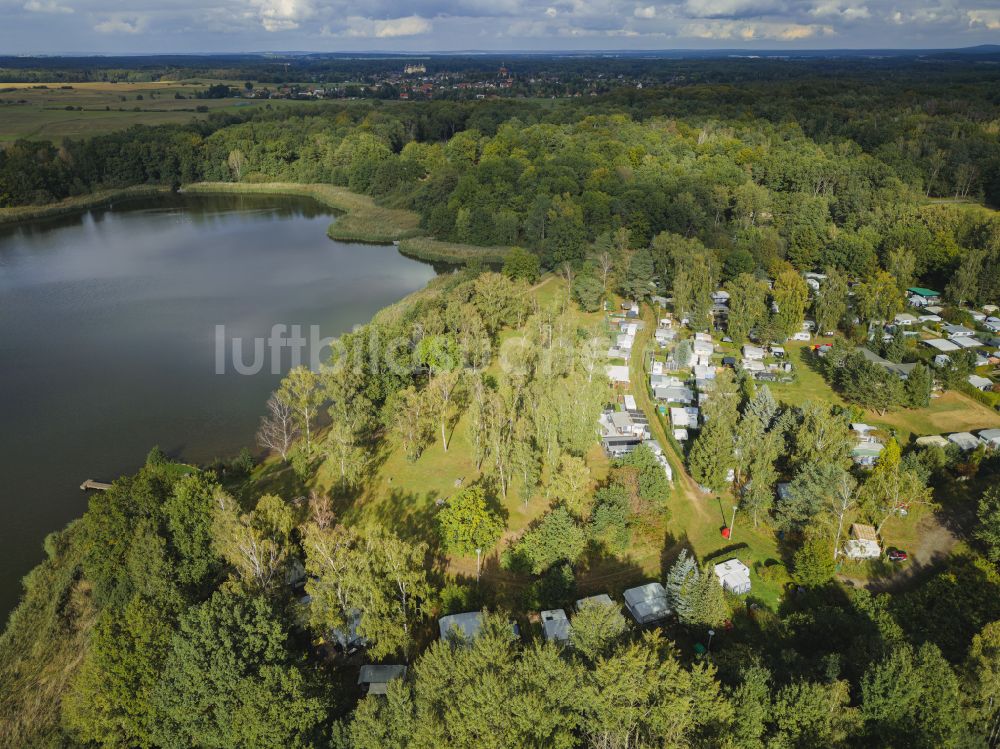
[0,194,436,621]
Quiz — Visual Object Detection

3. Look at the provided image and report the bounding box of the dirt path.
[630,306,711,524]
[838,514,958,593]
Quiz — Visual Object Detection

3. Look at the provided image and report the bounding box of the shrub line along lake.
[0,193,438,621]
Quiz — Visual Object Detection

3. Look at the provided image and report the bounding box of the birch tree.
[256,392,298,460]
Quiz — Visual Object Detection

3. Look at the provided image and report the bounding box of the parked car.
[887,549,908,562]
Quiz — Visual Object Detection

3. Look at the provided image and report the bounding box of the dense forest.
[3,58,1000,748]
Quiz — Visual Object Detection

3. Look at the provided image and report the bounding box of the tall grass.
[0,186,169,225]
[183,182,424,244]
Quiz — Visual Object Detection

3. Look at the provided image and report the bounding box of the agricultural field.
[0,81,300,142]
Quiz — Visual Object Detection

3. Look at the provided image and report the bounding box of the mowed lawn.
[771,340,1000,443]
[0,81,302,141]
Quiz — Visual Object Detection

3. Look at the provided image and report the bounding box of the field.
[0,81,301,142]
[770,341,1000,443]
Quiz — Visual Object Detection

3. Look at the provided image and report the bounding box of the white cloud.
[634,5,656,18]
[23,0,73,14]
[253,0,314,31]
[968,8,1000,29]
[811,1,870,20]
[681,18,834,38]
[94,16,144,33]
[545,6,557,17]
[341,15,433,37]
[685,0,785,18]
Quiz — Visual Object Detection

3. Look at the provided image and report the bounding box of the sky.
[0,0,998,54]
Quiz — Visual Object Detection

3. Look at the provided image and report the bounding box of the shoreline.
[0,186,171,226]
[1,181,514,266]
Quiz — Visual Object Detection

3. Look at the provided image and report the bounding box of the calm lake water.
[0,194,437,621]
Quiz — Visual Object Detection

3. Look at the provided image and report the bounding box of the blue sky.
[1,0,998,54]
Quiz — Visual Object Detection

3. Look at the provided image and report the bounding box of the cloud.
[681,18,834,39]
[968,8,1000,30]
[341,15,433,37]
[253,0,314,31]
[23,0,73,13]
[94,16,144,33]
[634,5,656,18]
[684,0,786,19]
[810,1,870,20]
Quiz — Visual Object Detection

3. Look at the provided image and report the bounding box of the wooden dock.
[80,479,112,491]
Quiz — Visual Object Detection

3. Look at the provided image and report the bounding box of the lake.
[0,193,437,621]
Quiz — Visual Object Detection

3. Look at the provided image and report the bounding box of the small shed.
[844,524,880,560]
[713,559,752,594]
[623,582,671,625]
[358,665,407,695]
[540,609,571,644]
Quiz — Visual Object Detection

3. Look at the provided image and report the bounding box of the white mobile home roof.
[623,394,637,411]
[924,338,960,352]
[977,429,1000,447]
[713,559,752,594]
[439,612,485,641]
[948,432,980,452]
[915,435,950,448]
[540,609,571,643]
[670,407,690,427]
[622,582,671,625]
[606,365,630,384]
[955,337,983,349]
[576,594,615,611]
[969,375,993,390]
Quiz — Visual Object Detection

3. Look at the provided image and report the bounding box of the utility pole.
[729,505,738,541]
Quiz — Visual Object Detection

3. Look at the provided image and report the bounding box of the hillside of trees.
[3,59,1000,748]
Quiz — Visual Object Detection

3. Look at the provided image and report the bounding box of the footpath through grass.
[631,305,787,608]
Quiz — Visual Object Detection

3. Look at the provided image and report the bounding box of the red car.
[887,549,908,562]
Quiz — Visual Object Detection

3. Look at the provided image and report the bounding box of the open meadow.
[0,81,301,142]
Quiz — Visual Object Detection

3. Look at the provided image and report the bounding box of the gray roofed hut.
[358,665,407,695]
[622,582,671,625]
